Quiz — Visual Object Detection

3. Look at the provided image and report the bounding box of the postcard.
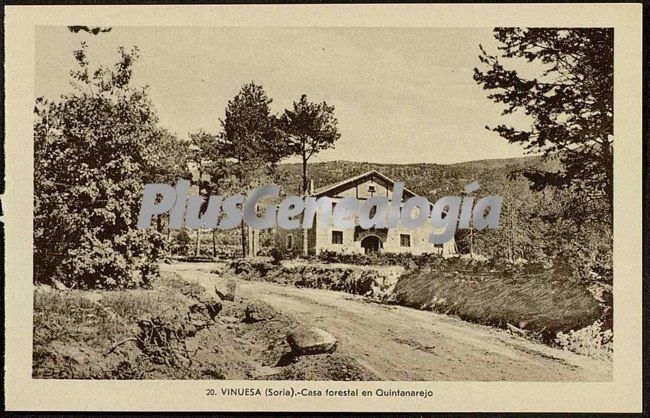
[3,3,643,413]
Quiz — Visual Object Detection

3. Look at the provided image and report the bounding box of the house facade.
[275,170,456,256]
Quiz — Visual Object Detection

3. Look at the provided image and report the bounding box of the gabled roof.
[312,169,419,199]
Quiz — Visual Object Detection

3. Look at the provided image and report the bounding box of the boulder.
[287,327,337,355]
[52,279,69,291]
[215,285,234,301]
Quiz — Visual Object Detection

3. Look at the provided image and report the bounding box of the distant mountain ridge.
[275,154,547,200]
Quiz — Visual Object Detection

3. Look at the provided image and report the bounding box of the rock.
[507,323,527,336]
[225,279,237,300]
[52,279,68,291]
[215,285,234,301]
[287,327,337,355]
[197,295,222,319]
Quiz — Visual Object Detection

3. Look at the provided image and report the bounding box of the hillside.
[274,155,548,200]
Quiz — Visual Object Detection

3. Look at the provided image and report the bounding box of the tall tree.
[282,94,341,195]
[203,150,235,258]
[187,130,220,257]
[34,44,164,289]
[473,28,613,224]
[219,82,287,257]
[281,94,340,255]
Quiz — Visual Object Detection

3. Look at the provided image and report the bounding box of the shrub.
[318,250,440,268]
[269,247,286,265]
[55,230,165,290]
[170,228,193,256]
[554,320,612,360]
[224,259,395,298]
[227,259,276,278]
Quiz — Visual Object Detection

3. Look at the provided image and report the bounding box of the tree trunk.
[301,152,309,257]
[469,228,474,256]
[195,166,203,257]
[248,227,257,257]
[236,166,249,259]
[212,229,217,258]
[195,229,201,257]
[241,223,248,258]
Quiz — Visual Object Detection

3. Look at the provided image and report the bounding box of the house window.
[367,185,376,193]
[286,235,293,249]
[332,230,343,245]
[400,234,411,247]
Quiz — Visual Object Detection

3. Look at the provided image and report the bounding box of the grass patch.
[33,271,197,379]
[393,258,601,340]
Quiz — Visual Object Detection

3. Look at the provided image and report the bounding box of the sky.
[35,26,533,165]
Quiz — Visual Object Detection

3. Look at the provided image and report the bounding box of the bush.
[554,320,612,360]
[170,228,193,256]
[224,259,396,298]
[56,230,165,290]
[227,258,277,278]
[269,247,286,265]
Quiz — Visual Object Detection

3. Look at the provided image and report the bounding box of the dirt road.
[165,262,612,382]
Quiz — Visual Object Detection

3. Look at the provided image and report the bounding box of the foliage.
[224,259,395,298]
[555,320,613,360]
[280,94,340,256]
[143,128,191,185]
[218,82,287,186]
[269,246,286,265]
[281,94,341,193]
[187,130,220,190]
[170,228,193,256]
[474,28,613,223]
[34,44,169,289]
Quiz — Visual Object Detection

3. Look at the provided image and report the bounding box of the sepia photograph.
[31,25,615,382]
[2,3,643,413]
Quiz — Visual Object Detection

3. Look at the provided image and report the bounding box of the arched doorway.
[361,235,382,254]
